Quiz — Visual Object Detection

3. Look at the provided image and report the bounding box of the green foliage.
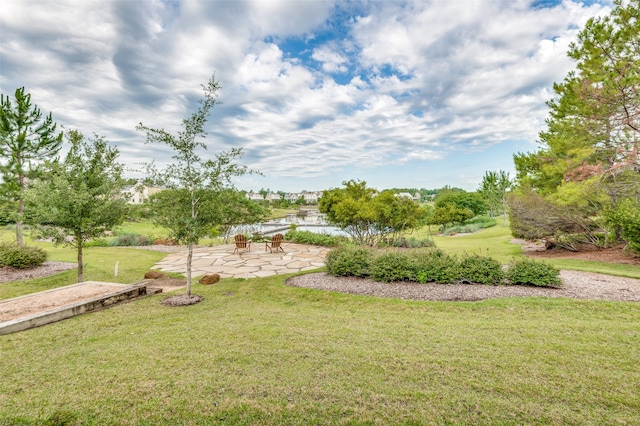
[108,233,153,247]
[0,87,63,245]
[25,130,127,282]
[434,188,487,216]
[284,229,346,247]
[478,170,511,224]
[369,251,416,283]
[0,242,47,268]
[383,236,435,248]
[458,253,505,285]
[506,258,562,288]
[409,249,462,284]
[324,245,373,277]
[442,216,497,235]
[319,180,425,246]
[137,74,254,295]
[604,199,640,254]
[428,203,474,230]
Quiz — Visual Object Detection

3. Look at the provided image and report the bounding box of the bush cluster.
[505,258,562,287]
[325,246,561,288]
[442,216,497,236]
[0,242,48,269]
[381,236,435,248]
[108,233,154,247]
[285,230,347,247]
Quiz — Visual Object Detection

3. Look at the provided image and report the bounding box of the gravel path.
[286,271,640,302]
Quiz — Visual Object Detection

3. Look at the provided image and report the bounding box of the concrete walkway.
[153,243,330,279]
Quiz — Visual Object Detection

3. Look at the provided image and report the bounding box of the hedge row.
[0,243,48,269]
[325,246,561,287]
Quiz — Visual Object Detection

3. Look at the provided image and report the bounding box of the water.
[232,212,348,237]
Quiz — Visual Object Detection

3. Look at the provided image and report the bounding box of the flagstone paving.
[153,243,330,279]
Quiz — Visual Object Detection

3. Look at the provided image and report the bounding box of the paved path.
[153,243,330,279]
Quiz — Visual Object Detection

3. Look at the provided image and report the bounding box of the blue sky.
[0,0,611,192]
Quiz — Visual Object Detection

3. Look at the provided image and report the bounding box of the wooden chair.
[233,234,251,254]
[265,233,285,253]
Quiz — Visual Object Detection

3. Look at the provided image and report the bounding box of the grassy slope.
[1,275,639,425]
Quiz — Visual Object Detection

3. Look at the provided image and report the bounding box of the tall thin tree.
[0,88,63,245]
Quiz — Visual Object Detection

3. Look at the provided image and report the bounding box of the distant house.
[121,184,163,204]
[245,191,264,201]
[395,192,421,202]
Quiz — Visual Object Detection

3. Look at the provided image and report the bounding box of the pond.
[232,212,347,237]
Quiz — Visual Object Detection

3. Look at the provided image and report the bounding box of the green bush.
[505,258,562,288]
[385,236,435,248]
[0,242,48,269]
[442,216,497,235]
[410,248,462,284]
[85,238,109,247]
[285,230,346,247]
[325,245,373,277]
[369,251,415,283]
[108,233,153,247]
[458,253,505,285]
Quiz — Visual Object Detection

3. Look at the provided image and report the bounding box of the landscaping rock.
[144,271,166,279]
[199,274,221,285]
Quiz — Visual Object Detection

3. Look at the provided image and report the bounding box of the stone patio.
[153,243,330,279]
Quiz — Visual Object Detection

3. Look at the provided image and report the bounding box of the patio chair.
[233,234,251,254]
[265,233,285,253]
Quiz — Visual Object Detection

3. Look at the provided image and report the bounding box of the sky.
[0,0,612,193]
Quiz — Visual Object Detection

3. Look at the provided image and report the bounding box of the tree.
[434,188,486,217]
[215,189,268,242]
[26,131,128,282]
[319,180,425,246]
[137,74,253,299]
[0,87,63,245]
[512,0,640,249]
[479,170,511,225]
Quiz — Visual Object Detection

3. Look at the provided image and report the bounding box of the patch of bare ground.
[523,243,640,265]
[0,262,76,283]
[160,294,203,306]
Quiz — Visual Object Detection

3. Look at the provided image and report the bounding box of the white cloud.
[0,0,612,192]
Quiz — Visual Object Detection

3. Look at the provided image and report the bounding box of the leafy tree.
[479,170,511,225]
[26,130,127,282]
[0,87,63,245]
[215,189,269,242]
[512,0,640,248]
[427,203,474,231]
[319,180,425,246]
[137,74,253,297]
[434,188,486,216]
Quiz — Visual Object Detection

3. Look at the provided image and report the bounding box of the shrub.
[458,253,505,285]
[108,233,153,247]
[84,238,109,247]
[0,243,48,269]
[385,236,435,248]
[369,251,415,283]
[285,230,346,247]
[442,216,497,235]
[410,248,462,284]
[325,245,373,277]
[506,258,562,288]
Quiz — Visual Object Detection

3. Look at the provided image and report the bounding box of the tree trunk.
[186,243,193,296]
[77,242,84,283]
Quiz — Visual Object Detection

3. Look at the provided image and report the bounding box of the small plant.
[458,253,505,285]
[285,230,346,247]
[410,248,462,284]
[0,242,48,269]
[369,251,415,283]
[325,245,373,277]
[506,258,562,288]
[388,236,435,248]
[108,233,153,247]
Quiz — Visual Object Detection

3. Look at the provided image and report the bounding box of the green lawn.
[1,274,639,425]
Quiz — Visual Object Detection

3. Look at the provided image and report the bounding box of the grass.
[0,246,166,300]
[1,273,639,424]
[113,219,168,239]
[410,224,640,279]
